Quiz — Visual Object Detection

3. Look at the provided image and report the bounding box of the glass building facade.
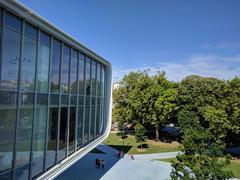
[0,2,111,180]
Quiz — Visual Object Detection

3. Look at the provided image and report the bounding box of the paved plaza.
[55,145,180,180]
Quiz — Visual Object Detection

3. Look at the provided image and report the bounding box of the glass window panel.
[0,170,13,180]
[25,23,37,40]
[21,35,37,91]
[70,50,78,94]
[61,95,68,107]
[50,94,59,107]
[15,164,29,180]
[0,91,16,173]
[78,58,85,95]
[0,116,15,171]
[0,28,21,90]
[16,108,33,166]
[91,61,96,96]
[58,95,68,161]
[69,108,75,155]
[77,106,83,148]
[37,33,50,92]
[101,66,105,97]
[46,95,59,169]
[85,58,91,96]
[21,92,34,106]
[5,12,22,31]
[32,94,48,176]
[0,90,17,108]
[83,106,90,145]
[40,32,50,45]
[16,93,34,168]
[47,104,58,169]
[90,105,95,141]
[59,108,67,161]
[97,63,101,96]
[78,96,84,106]
[61,45,70,94]
[51,40,61,93]
[96,105,101,137]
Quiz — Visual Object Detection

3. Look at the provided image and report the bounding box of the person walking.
[101,160,105,169]
[131,153,134,160]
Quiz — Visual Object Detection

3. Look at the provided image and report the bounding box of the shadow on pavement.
[55,145,122,180]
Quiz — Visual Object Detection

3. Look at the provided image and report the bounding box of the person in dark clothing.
[95,158,99,168]
[101,160,105,169]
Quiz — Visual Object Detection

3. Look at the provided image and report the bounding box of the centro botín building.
[0,1,112,179]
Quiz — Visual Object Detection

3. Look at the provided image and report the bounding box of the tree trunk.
[155,124,160,141]
[141,143,142,150]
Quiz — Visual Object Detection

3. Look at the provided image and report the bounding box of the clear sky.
[18,0,240,82]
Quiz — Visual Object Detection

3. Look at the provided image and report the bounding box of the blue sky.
[19,0,240,82]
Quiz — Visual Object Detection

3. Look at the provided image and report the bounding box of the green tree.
[171,75,234,179]
[148,71,178,140]
[135,123,147,149]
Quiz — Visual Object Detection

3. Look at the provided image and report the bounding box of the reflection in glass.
[16,108,33,165]
[61,46,70,94]
[77,100,83,148]
[46,95,58,169]
[70,50,78,94]
[78,55,85,95]
[0,109,16,173]
[37,32,50,92]
[58,95,68,161]
[51,40,61,93]
[85,57,91,96]
[5,12,22,31]
[83,106,90,145]
[32,94,48,177]
[0,91,16,173]
[21,32,37,91]
[0,28,21,90]
[69,96,77,154]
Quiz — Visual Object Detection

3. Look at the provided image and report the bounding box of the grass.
[157,157,240,178]
[103,133,180,154]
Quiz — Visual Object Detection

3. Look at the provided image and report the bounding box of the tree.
[171,75,234,179]
[148,71,178,140]
[135,123,147,149]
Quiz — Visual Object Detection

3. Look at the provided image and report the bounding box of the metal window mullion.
[93,62,98,139]
[81,56,86,147]
[56,42,63,162]
[0,9,3,84]
[74,52,80,152]
[102,66,106,133]
[29,28,40,179]
[12,19,24,180]
[98,65,102,136]
[88,58,92,143]
[103,66,107,133]
[66,48,71,157]
[43,35,53,171]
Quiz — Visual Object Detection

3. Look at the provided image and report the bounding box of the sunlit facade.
[0,1,112,180]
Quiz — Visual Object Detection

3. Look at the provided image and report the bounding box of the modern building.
[0,1,112,179]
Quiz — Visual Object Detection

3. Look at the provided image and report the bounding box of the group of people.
[95,158,105,169]
[116,150,124,158]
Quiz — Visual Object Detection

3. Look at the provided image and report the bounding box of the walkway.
[55,145,180,180]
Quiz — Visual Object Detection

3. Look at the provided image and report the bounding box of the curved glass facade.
[0,5,109,180]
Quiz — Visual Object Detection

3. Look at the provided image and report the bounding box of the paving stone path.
[56,144,181,180]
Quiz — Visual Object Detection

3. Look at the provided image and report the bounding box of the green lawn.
[103,133,180,154]
[157,157,240,178]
